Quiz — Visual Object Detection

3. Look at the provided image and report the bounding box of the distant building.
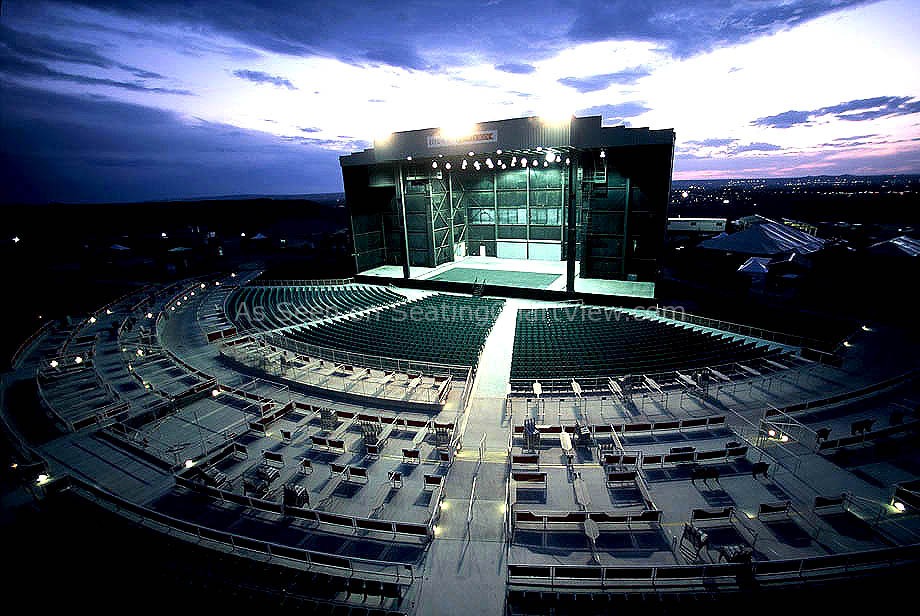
[866,235,920,257]
[667,217,726,234]
[734,214,817,236]
[700,216,825,257]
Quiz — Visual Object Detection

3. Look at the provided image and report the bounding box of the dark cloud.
[0,53,193,94]
[577,102,651,124]
[567,0,876,58]
[752,96,920,128]
[0,81,343,204]
[495,62,536,75]
[0,23,164,79]
[232,69,296,89]
[559,67,652,92]
[14,1,879,74]
[363,43,431,71]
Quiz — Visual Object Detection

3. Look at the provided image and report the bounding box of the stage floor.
[361,256,656,298]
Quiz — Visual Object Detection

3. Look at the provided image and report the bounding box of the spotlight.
[861,325,872,332]
[146,312,154,319]
[536,146,543,152]
[468,151,474,156]
[49,360,59,368]
[89,316,96,324]
[894,501,906,513]
[240,232,246,237]
[496,149,503,155]
[532,159,538,166]
[184,459,195,469]
[780,435,789,442]
[543,161,548,167]
[432,161,438,169]
[545,150,554,162]
[445,162,451,170]
[212,389,220,397]
[520,157,527,166]
[74,356,83,364]
[565,157,570,165]
[406,156,412,161]
[461,160,468,170]
[36,474,50,485]
[600,150,606,158]
[768,429,776,437]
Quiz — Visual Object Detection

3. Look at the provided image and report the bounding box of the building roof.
[737,257,772,274]
[699,219,825,255]
[867,235,920,257]
[340,115,675,166]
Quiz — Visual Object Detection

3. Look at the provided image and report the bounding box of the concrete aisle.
[413,300,519,616]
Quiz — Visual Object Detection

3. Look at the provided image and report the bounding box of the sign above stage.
[426,130,498,149]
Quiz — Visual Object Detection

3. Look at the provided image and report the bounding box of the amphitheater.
[3,269,920,615]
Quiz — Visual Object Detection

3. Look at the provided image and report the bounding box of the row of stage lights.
[405,148,606,171]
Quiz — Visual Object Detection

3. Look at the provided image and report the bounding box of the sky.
[1,0,919,203]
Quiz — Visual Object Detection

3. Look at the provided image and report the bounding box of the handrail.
[59,475,415,582]
[655,306,831,352]
[254,278,355,287]
[10,318,58,370]
[507,543,920,589]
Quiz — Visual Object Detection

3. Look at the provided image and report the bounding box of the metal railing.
[506,543,920,590]
[254,278,355,287]
[259,331,473,379]
[54,476,415,583]
[655,306,832,352]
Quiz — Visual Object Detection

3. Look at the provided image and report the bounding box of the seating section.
[511,307,778,380]
[228,285,407,332]
[286,295,504,366]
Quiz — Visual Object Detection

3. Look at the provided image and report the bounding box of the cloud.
[567,0,876,58]
[559,67,652,92]
[577,102,651,124]
[674,143,920,179]
[232,69,296,89]
[0,81,343,204]
[733,142,783,153]
[0,23,164,79]
[495,62,536,74]
[685,138,738,147]
[751,96,920,128]
[299,126,322,133]
[0,53,192,95]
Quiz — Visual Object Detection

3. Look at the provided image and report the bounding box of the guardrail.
[51,476,415,583]
[507,352,808,396]
[10,318,58,370]
[254,278,355,287]
[655,307,838,353]
[174,475,434,543]
[507,543,920,591]
[259,331,474,380]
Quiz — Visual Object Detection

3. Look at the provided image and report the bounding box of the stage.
[360,256,656,298]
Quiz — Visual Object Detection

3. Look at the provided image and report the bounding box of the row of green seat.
[511,307,777,379]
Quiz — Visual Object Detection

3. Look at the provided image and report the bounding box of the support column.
[565,153,578,293]
[397,163,411,279]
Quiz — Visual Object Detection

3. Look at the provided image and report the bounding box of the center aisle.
[411,299,520,616]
